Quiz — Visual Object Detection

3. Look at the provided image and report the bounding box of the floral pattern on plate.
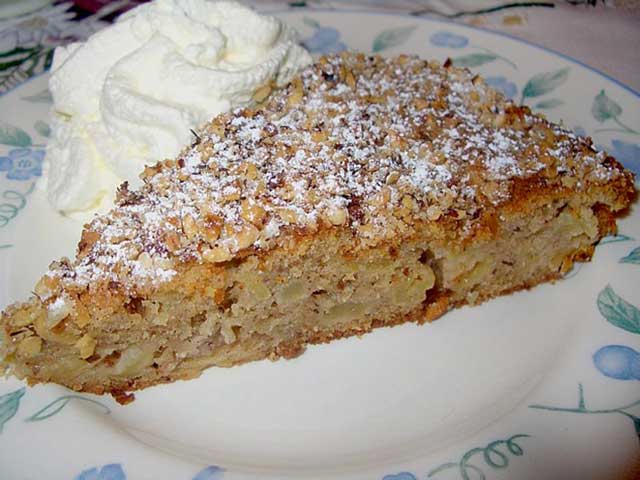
[73,464,224,480]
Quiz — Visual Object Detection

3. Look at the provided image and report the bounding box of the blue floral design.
[74,464,126,480]
[593,345,640,380]
[72,464,224,480]
[485,76,518,99]
[193,466,224,480]
[607,139,640,177]
[429,31,468,49]
[382,473,417,480]
[0,148,44,180]
[302,26,347,54]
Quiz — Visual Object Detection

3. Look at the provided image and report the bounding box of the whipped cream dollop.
[46,0,311,213]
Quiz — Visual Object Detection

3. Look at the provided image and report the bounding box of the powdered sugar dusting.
[45,53,625,295]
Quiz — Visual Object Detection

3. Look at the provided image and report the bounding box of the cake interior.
[4,193,612,397]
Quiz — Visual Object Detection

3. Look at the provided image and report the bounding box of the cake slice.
[1,53,635,403]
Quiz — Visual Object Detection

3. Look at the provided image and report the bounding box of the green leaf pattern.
[620,247,640,265]
[522,67,569,99]
[372,25,416,52]
[0,120,32,147]
[0,387,25,433]
[633,417,640,442]
[0,387,111,432]
[530,384,640,444]
[599,234,634,245]
[25,395,111,422]
[592,90,622,122]
[591,90,638,135]
[452,53,497,68]
[427,434,531,479]
[534,98,564,109]
[302,16,320,28]
[597,285,640,335]
[34,120,51,138]
[22,89,53,104]
[0,182,36,228]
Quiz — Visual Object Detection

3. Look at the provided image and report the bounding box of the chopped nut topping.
[203,246,232,264]
[39,53,625,296]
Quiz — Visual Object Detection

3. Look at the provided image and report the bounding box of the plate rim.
[271,6,640,99]
[2,8,638,102]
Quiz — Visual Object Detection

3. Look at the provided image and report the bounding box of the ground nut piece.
[34,276,55,300]
[164,230,181,252]
[208,122,225,138]
[311,130,328,143]
[252,84,272,103]
[137,252,153,270]
[326,206,348,226]
[287,78,303,106]
[426,205,443,221]
[222,190,241,203]
[277,208,299,224]
[17,336,42,357]
[371,187,391,208]
[235,224,259,250]
[202,222,222,244]
[386,171,400,185]
[358,223,376,237]
[561,176,578,188]
[76,334,97,359]
[203,246,232,263]
[401,195,416,210]
[245,162,258,180]
[182,214,198,239]
[241,200,266,226]
[142,163,162,178]
[201,229,220,246]
[78,230,100,257]
[344,69,356,89]
[204,212,223,231]
[412,98,429,110]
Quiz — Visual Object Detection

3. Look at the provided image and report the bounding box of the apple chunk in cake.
[1,53,635,402]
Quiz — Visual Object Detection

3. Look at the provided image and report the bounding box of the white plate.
[0,10,639,480]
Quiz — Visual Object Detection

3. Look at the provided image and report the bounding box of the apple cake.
[1,53,635,403]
